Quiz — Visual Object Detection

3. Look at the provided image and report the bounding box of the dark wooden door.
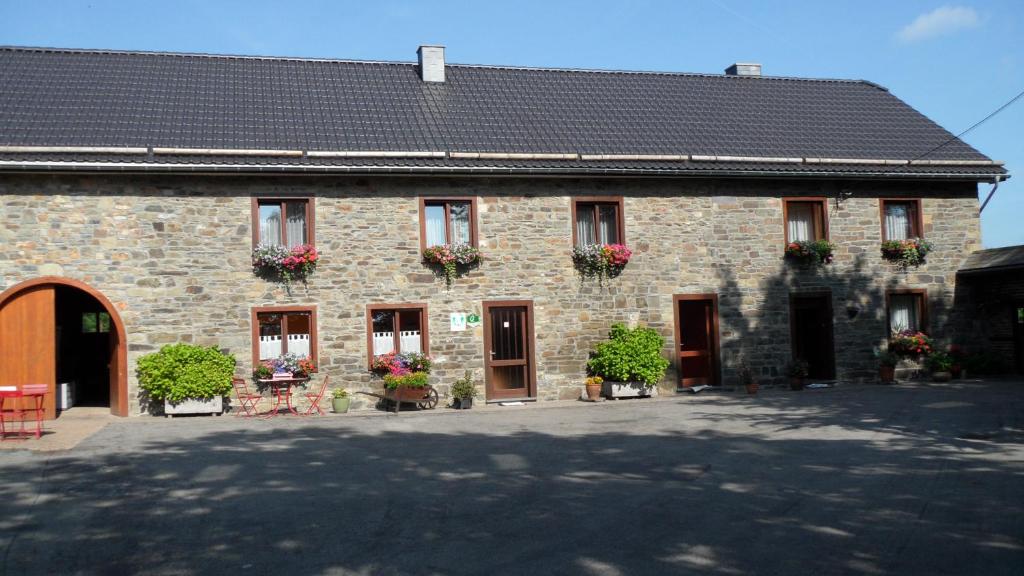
[483,301,535,400]
[0,285,57,419]
[790,294,835,380]
[675,295,720,387]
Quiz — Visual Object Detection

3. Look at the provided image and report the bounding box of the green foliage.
[332,387,349,399]
[383,371,429,389]
[586,323,669,387]
[925,351,953,373]
[877,350,900,367]
[137,344,236,403]
[450,370,478,400]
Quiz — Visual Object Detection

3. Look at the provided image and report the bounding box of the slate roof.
[959,245,1024,275]
[0,46,1007,179]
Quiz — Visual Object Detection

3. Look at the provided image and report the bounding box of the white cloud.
[897,6,981,43]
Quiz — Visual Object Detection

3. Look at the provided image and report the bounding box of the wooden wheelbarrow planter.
[358,384,439,414]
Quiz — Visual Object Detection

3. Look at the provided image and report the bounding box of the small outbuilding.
[957,246,1024,374]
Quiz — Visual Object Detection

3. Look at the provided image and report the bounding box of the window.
[252,198,314,248]
[572,197,625,247]
[783,198,828,243]
[419,198,477,249]
[82,312,111,333]
[252,307,317,363]
[886,290,927,334]
[880,199,922,241]
[366,304,429,365]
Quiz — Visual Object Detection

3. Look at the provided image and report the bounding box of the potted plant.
[948,345,965,379]
[784,240,835,265]
[137,343,236,417]
[331,388,350,413]
[878,350,899,384]
[587,323,669,398]
[786,359,809,390]
[572,243,632,282]
[252,243,320,284]
[253,362,273,380]
[422,243,482,288]
[926,351,953,382]
[880,238,932,268]
[584,376,604,402]
[383,371,430,401]
[889,330,934,358]
[738,359,758,395]
[450,371,478,409]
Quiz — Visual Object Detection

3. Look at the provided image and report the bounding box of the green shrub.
[925,351,953,372]
[587,323,669,387]
[450,371,478,400]
[137,343,236,403]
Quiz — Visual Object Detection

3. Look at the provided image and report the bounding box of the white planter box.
[58,381,75,410]
[602,381,657,399]
[164,396,223,417]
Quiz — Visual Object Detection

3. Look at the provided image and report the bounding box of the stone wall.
[0,174,982,414]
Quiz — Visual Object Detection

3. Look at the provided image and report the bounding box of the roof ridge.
[0,44,878,86]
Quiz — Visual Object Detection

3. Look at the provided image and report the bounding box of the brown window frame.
[571,196,626,247]
[885,289,929,334]
[251,305,318,366]
[365,303,430,368]
[782,197,829,244]
[251,197,316,248]
[879,199,923,241]
[418,197,479,251]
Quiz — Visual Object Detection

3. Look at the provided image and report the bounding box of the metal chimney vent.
[417,45,446,82]
[725,62,762,77]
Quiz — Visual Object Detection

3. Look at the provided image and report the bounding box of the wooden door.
[0,285,57,419]
[790,294,836,380]
[483,301,535,400]
[674,295,720,387]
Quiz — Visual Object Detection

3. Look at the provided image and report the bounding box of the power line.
[913,87,1024,161]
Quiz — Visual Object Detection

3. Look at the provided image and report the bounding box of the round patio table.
[257,377,309,417]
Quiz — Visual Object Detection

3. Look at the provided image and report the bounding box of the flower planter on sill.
[784,240,834,266]
[165,396,223,418]
[601,381,657,399]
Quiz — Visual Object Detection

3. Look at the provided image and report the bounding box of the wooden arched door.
[0,278,127,418]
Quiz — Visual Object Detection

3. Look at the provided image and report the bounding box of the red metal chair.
[0,384,47,440]
[232,377,263,417]
[302,374,329,416]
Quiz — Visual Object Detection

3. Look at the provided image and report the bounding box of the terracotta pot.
[950,364,962,379]
[745,382,759,395]
[789,377,805,391]
[585,383,603,401]
[879,365,896,384]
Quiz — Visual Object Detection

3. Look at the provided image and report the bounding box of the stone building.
[0,46,1008,417]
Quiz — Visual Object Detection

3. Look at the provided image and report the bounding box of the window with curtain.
[257,200,310,248]
[255,309,315,362]
[423,200,474,247]
[882,200,919,241]
[574,201,622,247]
[888,293,923,334]
[784,200,825,243]
[368,306,426,358]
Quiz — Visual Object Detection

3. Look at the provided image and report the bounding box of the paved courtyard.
[1,380,1022,575]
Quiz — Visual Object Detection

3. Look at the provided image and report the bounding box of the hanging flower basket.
[252,244,319,283]
[422,243,482,288]
[881,238,932,268]
[784,240,834,265]
[572,243,632,282]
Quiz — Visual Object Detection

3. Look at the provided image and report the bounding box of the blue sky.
[1,0,1021,247]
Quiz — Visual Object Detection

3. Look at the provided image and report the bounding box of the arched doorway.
[0,277,128,418]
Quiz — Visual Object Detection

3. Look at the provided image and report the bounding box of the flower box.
[881,238,931,268]
[422,243,482,288]
[601,381,657,399]
[784,240,834,265]
[164,396,223,418]
[572,243,632,281]
[252,243,319,283]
